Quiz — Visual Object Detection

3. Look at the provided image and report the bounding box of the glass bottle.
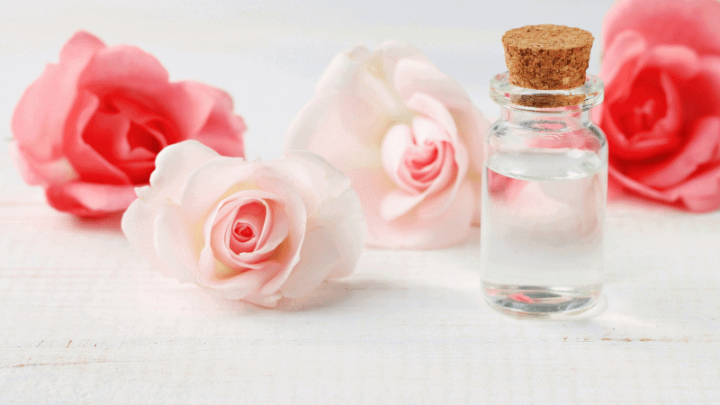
[480,73,607,318]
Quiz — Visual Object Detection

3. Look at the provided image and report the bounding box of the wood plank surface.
[1,140,719,404]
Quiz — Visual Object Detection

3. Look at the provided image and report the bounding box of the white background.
[0,0,616,158]
[2,1,720,404]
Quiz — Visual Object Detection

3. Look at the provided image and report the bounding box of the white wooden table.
[2,140,720,404]
[2,1,719,403]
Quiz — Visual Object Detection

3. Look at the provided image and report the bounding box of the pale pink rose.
[10,31,246,217]
[121,140,365,307]
[285,42,489,249]
[599,0,720,211]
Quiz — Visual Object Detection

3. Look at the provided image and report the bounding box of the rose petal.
[114,156,161,186]
[407,93,470,217]
[187,83,246,158]
[621,116,720,189]
[78,44,237,164]
[227,203,266,253]
[688,56,720,116]
[219,200,266,256]
[606,73,682,161]
[201,256,300,303]
[11,31,104,162]
[407,93,458,144]
[317,187,366,279]
[267,151,365,279]
[202,192,289,272]
[378,41,432,72]
[379,189,426,222]
[196,262,284,302]
[88,101,175,185]
[122,197,192,282]
[671,172,720,212]
[180,158,308,296]
[314,45,373,96]
[279,226,338,298]
[82,112,137,162]
[149,140,219,205]
[153,202,201,281]
[411,116,451,145]
[285,92,386,171]
[393,60,486,177]
[122,141,221,279]
[381,123,418,193]
[265,151,355,216]
[403,142,442,185]
[93,96,170,156]
[352,168,475,249]
[9,141,78,187]
[610,162,720,212]
[314,44,410,118]
[290,46,410,149]
[237,291,282,308]
[46,181,137,217]
[62,90,131,185]
[603,0,720,56]
[393,59,470,112]
[79,44,169,96]
[380,144,457,221]
[600,30,647,102]
[178,157,262,226]
[632,45,700,81]
[407,92,469,166]
[254,193,304,295]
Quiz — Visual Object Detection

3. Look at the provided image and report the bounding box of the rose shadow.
[199,279,358,314]
[66,211,124,233]
[274,279,356,312]
[274,277,480,314]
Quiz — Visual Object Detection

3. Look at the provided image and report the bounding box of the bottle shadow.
[274,277,480,313]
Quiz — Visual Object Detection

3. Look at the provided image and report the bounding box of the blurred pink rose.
[599,0,720,211]
[285,42,489,249]
[121,140,365,307]
[10,31,246,217]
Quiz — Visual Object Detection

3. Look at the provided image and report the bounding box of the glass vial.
[480,25,607,318]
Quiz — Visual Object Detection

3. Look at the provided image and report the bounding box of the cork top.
[502,24,593,93]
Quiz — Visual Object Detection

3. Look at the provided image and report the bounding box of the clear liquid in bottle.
[480,148,606,318]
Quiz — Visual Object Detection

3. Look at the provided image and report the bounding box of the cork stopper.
[502,24,593,107]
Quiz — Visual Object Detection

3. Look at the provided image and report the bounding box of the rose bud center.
[227,200,267,254]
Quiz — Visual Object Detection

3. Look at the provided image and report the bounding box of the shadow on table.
[193,279,361,314]
[275,277,479,314]
[274,280,357,312]
[66,211,124,233]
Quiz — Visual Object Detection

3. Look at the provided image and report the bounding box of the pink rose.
[285,42,489,249]
[121,140,365,307]
[10,31,246,217]
[599,0,720,211]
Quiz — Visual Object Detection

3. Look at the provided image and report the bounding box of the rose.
[10,31,246,217]
[285,42,489,249]
[121,140,365,307]
[599,0,720,211]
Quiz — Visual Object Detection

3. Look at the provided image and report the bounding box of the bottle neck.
[500,106,594,131]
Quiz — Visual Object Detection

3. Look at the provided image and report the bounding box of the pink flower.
[10,31,246,217]
[121,141,365,307]
[285,42,489,249]
[599,0,720,211]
